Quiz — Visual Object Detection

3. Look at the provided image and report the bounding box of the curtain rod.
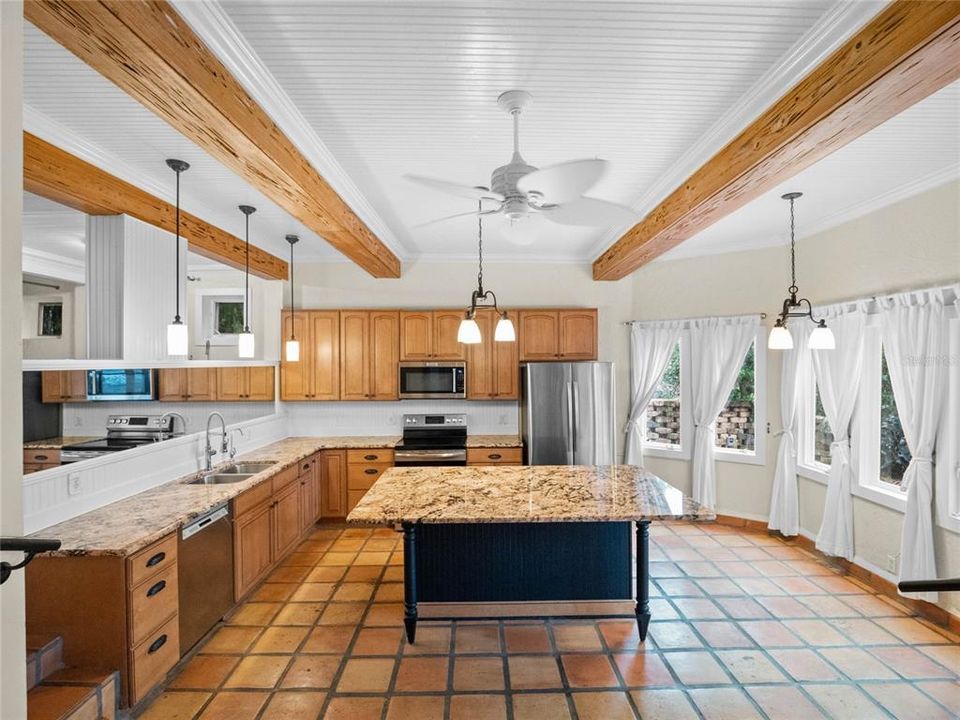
[622,312,766,326]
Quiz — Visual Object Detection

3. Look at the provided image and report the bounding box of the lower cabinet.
[320,450,347,518]
[346,448,394,515]
[233,498,274,600]
[23,448,60,474]
[466,447,523,466]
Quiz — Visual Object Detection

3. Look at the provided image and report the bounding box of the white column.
[86,215,124,358]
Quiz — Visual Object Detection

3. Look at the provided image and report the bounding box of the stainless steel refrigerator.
[520,362,616,466]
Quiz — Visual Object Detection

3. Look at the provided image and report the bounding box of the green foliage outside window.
[879,351,911,486]
[727,344,755,405]
[653,344,681,399]
[216,302,245,335]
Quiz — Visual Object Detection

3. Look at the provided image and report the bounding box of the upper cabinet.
[519,309,598,361]
[341,310,400,401]
[217,366,275,401]
[467,309,519,400]
[40,370,88,403]
[281,310,340,401]
[400,311,465,360]
[158,367,217,401]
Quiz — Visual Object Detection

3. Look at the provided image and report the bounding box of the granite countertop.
[465,435,522,448]
[348,465,714,525]
[23,436,99,450]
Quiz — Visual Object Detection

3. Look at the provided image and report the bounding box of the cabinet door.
[297,456,317,533]
[157,369,186,401]
[340,311,370,400]
[311,311,340,401]
[233,502,274,599]
[217,367,245,401]
[399,311,432,360]
[186,367,217,401]
[466,310,495,399]
[493,310,520,398]
[280,311,313,400]
[246,367,275,401]
[433,310,466,359]
[66,370,89,401]
[369,311,399,400]
[41,371,66,403]
[559,309,598,360]
[320,450,347,518]
[273,481,301,559]
[519,311,560,360]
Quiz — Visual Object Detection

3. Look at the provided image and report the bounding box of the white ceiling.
[22,192,86,263]
[23,1,954,272]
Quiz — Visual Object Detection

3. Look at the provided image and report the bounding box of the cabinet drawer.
[233,481,273,518]
[347,448,395,464]
[24,449,60,465]
[128,534,177,589]
[129,614,179,705]
[467,447,523,465]
[271,465,299,493]
[347,463,391,490]
[129,564,178,647]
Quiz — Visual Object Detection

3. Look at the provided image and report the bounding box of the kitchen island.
[347,465,713,643]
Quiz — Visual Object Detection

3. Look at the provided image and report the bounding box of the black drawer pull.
[146,551,166,568]
[148,634,167,654]
[146,580,166,598]
[488,453,502,460]
[363,454,378,461]
[34,454,49,461]
[303,464,310,471]
[364,468,378,475]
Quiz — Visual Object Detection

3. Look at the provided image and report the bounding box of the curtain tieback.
[911,456,933,465]
[774,429,794,439]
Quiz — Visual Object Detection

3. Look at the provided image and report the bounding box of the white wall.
[62,399,277,436]
[21,284,82,359]
[631,181,960,616]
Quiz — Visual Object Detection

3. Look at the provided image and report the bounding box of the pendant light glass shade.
[457,314,482,344]
[809,323,836,350]
[494,314,516,342]
[238,330,255,358]
[167,321,189,356]
[285,339,301,362]
[767,324,793,350]
[165,159,190,356]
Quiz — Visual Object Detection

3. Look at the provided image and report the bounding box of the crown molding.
[172,0,409,262]
[22,247,86,284]
[588,0,888,262]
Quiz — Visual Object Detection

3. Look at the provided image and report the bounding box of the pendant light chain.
[289,239,296,340]
[476,199,484,295]
[789,195,798,294]
[244,211,250,332]
[174,168,181,323]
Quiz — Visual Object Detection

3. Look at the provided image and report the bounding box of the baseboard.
[713,513,771,532]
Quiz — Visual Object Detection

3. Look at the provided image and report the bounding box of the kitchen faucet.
[205,412,228,471]
[159,411,187,440]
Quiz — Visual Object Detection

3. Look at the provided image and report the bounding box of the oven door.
[398,362,465,399]
[87,369,157,401]
[394,449,467,467]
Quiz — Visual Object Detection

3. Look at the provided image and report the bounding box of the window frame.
[37,301,63,337]
[715,327,767,467]
[797,357,831,485]
[643,331,693,462]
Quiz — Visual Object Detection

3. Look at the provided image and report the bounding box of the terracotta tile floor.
[139,522,959,719]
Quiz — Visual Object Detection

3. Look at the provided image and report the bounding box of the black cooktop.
[61,437,158,452]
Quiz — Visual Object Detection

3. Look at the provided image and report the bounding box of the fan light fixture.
[238,205,256,358]
[165,159,190,356]
[458,200,515,344]
[285,234,300,362]
[768,192,834,351]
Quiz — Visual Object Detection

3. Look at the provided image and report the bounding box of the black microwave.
[87,369,157,401]
[398,362,466,399]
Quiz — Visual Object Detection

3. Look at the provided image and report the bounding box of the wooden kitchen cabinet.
[273,479,302,559]
[519,309,597,361]
[400,311,465,360]
[217,366,275,401]
[320,450,347,518]
[233,499,274,599]
[158,367,217,401]
[41,369,88,403]
[346,448,395,515]
[23,448,60,474]
[340,310,399,400]
[281,310,340,400]
[467,447,523,465]
[297,454,321,534]
[467,309,519,399]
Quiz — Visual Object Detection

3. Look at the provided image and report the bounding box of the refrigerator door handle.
[566,381,575,464]
[572,381,580,463]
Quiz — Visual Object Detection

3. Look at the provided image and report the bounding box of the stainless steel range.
[60,414,176,463]
[394,413,467,466]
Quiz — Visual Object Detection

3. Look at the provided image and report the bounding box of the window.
[645,343,681,448]
[813,382,833,467]
[215,301,245,335]
[715,343,756,453]
[38,302,62,337]
[879,350,911,487]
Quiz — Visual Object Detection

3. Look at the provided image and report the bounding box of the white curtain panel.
[879,287,955,602]
[768,322,811,537]
[690,315,759,508]
[813,306,867,561]
[624,321,684,465]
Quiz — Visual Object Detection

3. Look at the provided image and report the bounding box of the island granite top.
[347,465,714,525]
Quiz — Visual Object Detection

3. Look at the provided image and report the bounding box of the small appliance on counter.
[395,413,467,466]
[60,414,176,463]
[86,368,157,401]
[398,361,466,399]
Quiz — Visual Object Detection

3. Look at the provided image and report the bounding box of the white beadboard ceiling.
[24,1,955,271]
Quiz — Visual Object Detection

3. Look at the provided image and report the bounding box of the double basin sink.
[188,461,276,485]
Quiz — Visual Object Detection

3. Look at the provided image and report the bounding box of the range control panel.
[402,414,467,427]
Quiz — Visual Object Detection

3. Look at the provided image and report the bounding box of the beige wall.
[632,181,960,616]
[21,283,85,359]
[1,1,26,716]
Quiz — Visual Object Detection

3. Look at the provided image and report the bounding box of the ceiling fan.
[406,90,638,244]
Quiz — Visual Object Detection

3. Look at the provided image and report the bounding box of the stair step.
[25,634,64,691]
[28,668,118,720]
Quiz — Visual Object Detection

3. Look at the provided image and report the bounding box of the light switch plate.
[67,473,82,496]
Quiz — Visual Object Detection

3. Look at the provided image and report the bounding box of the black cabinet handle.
[363,454,378,461]
[364,468,378,475]
[488,453,502,460]
[148,634,167,654]
[34,454,49,461]
[146,580,166,598]
[146,552,166,568]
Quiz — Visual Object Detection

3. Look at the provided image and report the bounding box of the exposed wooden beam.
[24,132,289,280]
[25,0,401,278]
[593,1,960,280]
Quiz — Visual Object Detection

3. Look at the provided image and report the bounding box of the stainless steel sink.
[223,462,276,474]
[189,473,254,485]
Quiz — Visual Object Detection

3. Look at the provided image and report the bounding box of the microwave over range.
[86,368,157,401]
[398,361,465,400]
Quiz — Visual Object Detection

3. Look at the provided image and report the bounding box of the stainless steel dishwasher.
[178,503,234,655]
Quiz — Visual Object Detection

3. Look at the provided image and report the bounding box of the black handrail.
[898,578,960,593]
[0,537,61,585]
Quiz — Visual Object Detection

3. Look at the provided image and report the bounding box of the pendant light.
[457,200,515,344]
[165,159,190,356]
[768,192,835,351]
[237,205,256,358]
[285,234,300,362]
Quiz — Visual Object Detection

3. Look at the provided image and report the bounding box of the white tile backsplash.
[284,400,519,436]
[62,400,277,435]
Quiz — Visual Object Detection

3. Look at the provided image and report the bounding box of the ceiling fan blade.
[516,159,607,203]
[405,174,505,202]
[540,197,638,227]
[413,210,483,229]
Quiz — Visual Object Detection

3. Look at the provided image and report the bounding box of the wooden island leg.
[401,522,418,643]
[635,520,651,641]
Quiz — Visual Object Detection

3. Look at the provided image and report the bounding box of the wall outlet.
[72,415,82,427]
[67,473,83,496]
[498,414,508,426]
[886,553,900,574]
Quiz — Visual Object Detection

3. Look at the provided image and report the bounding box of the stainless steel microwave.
[86,368,157,401]
[398,362,466,399]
